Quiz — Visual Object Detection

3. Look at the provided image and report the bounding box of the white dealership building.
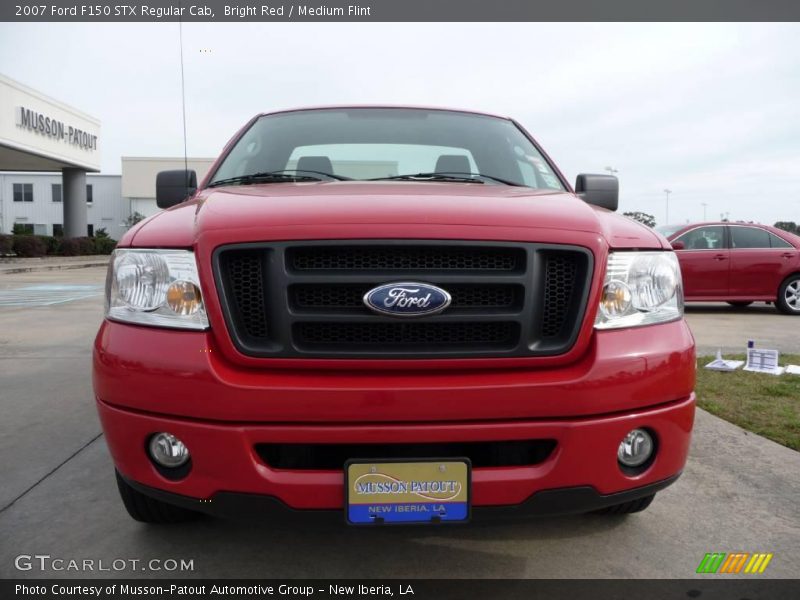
[0,171,126,239]
[0,156,215,241]
[121,156,214,219]
[0,72,216,241]
[0,73,101,238]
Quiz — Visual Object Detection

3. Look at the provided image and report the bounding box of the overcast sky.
[1,22,798,226]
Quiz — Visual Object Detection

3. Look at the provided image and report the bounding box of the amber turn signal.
[166,280,202,315]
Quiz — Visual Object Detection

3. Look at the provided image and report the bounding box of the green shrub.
[93,236,117,254]
[39,235,60,255]
[12,223,33,235]
[78,237,95,255]
[12,235,47,257]
[60,237,95,256]
[125,212,146,227]
[0,234,13,255]
[59,238,80,256]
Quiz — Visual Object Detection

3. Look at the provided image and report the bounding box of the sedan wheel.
[777,276,800,315]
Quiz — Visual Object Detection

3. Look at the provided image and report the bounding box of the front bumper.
[120,471,682,521]
[94,318,695,513]
[98,393,694,510]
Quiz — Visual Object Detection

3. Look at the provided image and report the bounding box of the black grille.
[541,252,579,338]
[218,251,268,339]
[295,321,518,349]
[256,440,557,470]
[291,283,520,311]
[214,241,592,359]
[289,246,524,272]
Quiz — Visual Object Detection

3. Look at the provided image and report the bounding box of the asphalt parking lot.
[684,303,800,356]
[1,267,798,579]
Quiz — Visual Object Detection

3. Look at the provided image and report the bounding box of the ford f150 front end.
[93,107,695,525]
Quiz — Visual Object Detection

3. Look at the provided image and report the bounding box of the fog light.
[148,432,190,468]
[617,428,654,468]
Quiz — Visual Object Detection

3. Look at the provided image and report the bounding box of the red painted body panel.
[94,319,695,423]
[679,249,730,296]
[128,183,666,250]
[95,319,695,508]
[729,248,796,296]
[98,396,694,509]
[98,395,694,509]
[667,222,800,302]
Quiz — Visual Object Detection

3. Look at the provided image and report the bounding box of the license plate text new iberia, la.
[346,459,471,525]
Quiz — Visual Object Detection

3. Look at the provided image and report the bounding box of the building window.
[52,184,62,202]
[86,184,93,204]
[14,223,34,234]
[87,224,94,237]
[53,224,64,237]
[13,183,33,202]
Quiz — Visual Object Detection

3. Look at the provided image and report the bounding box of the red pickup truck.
[93,107,695,525]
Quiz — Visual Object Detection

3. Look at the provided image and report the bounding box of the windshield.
[208,108,565,190]
[655,224,686,238]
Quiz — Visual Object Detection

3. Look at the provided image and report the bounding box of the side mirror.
[671,241,685,250]
[156,169,197,208]
[575,174,618,211]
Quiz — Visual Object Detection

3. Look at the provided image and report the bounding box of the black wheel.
[726,301,753,308]
[777,275,800,315]
[593,493,655,515]
[115,471,201,524]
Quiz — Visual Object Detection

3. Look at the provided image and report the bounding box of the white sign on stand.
[743,347,785,376]
[704,349,744,372]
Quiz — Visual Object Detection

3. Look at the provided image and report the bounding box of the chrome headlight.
[595,251,683,329]
[106,249,209,330]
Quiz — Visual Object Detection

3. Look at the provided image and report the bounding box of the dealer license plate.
[345,459,471,525]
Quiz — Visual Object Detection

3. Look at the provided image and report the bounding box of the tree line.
[621,211,798,235]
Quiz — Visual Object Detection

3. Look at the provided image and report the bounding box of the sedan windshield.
[655,225,686,238]
[208,108,565,190]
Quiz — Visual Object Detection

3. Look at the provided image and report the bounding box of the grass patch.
[696,353,800,451]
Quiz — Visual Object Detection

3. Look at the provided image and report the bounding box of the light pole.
[663,189,672,224]
[701,202,708,221]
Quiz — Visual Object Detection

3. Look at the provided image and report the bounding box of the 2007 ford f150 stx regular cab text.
[93,107,695,525]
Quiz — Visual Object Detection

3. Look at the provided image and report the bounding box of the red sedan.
[657,222,800,314]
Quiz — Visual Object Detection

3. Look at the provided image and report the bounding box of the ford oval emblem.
[363,282,452,317]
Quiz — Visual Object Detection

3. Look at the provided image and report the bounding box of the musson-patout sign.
[14,105,98,151]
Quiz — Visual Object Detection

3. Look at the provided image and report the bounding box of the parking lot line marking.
[0,432,103,515]
[0,285,103,307]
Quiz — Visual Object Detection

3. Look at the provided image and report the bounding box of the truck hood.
[127,181,667,249]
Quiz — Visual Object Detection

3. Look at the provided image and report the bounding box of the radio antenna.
[178,3,189,193]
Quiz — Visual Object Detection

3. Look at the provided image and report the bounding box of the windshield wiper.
[368,172,524,187]
[271,169,351,181]
[207,172,320,188]
[207,169,349,188]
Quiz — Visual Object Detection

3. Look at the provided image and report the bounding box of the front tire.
[593,493,655,515]
[115,471,201,524]
[777,275,800,315]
